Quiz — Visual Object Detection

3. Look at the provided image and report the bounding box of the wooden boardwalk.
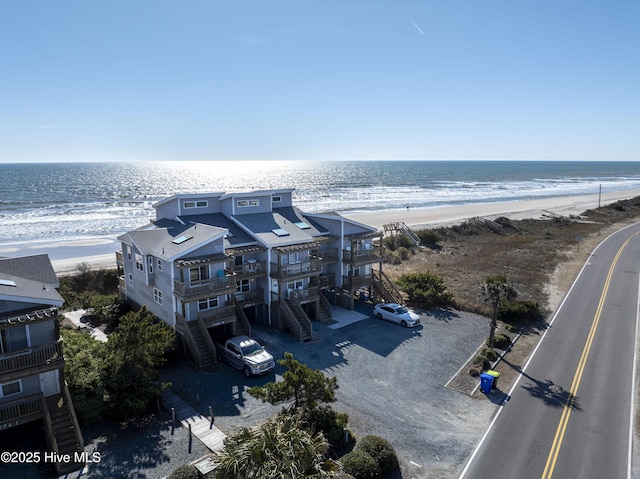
[160,389,226,452]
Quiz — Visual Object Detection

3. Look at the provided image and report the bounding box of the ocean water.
[1,160,640,245]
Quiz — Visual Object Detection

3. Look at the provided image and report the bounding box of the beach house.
[0,254,84,474]
[117,189,400,368]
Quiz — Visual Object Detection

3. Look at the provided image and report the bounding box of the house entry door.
[40,370,60,397]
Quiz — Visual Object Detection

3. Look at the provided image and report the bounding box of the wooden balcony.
[310,273,336,289]
[234,289,265,307]
[312,248,339,264]
[197,305,237,328]
[290,286,320,304]
[342,246,384,265]
[270,259,323,280]
[231,260,267,278]
[115,250,123,266]
[0,394,43,430]
[0,341,64,382]
[342,274,374,291]
[173,276,236,299]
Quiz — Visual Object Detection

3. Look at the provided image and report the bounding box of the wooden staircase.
[233,301,252,337]
[44,387,84,475]
[317,293,334,325]
[187,321,216,370]
[373,269,404,305]
[280,299,312,342]
[383,222,421,247]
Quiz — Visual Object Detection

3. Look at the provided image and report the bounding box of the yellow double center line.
[541,233,637,479]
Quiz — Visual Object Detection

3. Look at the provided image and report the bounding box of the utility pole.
[599,184,602,208]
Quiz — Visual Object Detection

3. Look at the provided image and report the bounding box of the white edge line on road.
[628,266,640,479]
[458,223,638,479]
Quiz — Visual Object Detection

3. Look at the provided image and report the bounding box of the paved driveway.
[161,305,496,478]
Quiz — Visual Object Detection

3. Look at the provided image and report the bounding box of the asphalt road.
[460,223,640,479]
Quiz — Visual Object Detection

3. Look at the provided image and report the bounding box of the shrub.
[492,333,511,350]
[469,366,482,377]
[355,436,399,476]
[417,229,442,248]
[482,347,498,362]
[383,236,397,251]
[498,300,541,324]
[395,234,414,250]
[306,405,353,451]
[384,233,413,251]
[384,251,402,265]
[396,246,411,260]
[396,271,454,307]
[168,464,199,479]
[341,449,381,479]
[473,347,497,370]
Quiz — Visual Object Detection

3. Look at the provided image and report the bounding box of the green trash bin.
[487,370,500,390]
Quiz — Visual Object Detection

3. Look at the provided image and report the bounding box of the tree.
[480,274,517,348]
[62,305,176,421]
[61,328,108,424]
[248,354,352,450]
[248,352,338,412]
[103,306,175,418]
[210,413,341,479]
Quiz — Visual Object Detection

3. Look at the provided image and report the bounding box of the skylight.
[0,279,17,287]
[172,234,193,245]
[272,228,290,237]
[294,221,311,230]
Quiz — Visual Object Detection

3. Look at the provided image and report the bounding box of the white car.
[373,303,420,327]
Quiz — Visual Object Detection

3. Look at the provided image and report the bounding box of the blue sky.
[1,1,638,162]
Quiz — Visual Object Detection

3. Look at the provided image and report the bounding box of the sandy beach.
[343,188,640,230]
[2,188,640,276]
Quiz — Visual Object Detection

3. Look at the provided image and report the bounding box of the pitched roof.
[180,213,255,248]
[118,221,228,260]
[231,211,317,247]
[0,254,63,307]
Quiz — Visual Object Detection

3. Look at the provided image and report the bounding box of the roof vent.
[272,228,290,237]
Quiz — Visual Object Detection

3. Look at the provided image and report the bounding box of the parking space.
[160,306,496,477]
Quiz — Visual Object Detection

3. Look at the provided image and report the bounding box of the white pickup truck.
[216,335,275,377]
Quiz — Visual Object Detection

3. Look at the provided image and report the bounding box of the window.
[198,297,218,311]
[272,196,281,203]
[190,266,209,283]
[236,279,250,292]
[157,259,163,272]
[148,256,154,273]
[237,199,259,207]
[126,245,131,261]
[287,279,303,291]
[1,380,22,397]
[184,200,208,209]
[283,252,299,265]
[153,288,163,305]
[135,254,144,272]
[128,273,133,286]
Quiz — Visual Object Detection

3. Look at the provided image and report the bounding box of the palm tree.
[211,413,342,479]
[480,274,517,348]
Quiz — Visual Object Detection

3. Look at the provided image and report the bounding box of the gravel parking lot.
[160,303,498,478]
